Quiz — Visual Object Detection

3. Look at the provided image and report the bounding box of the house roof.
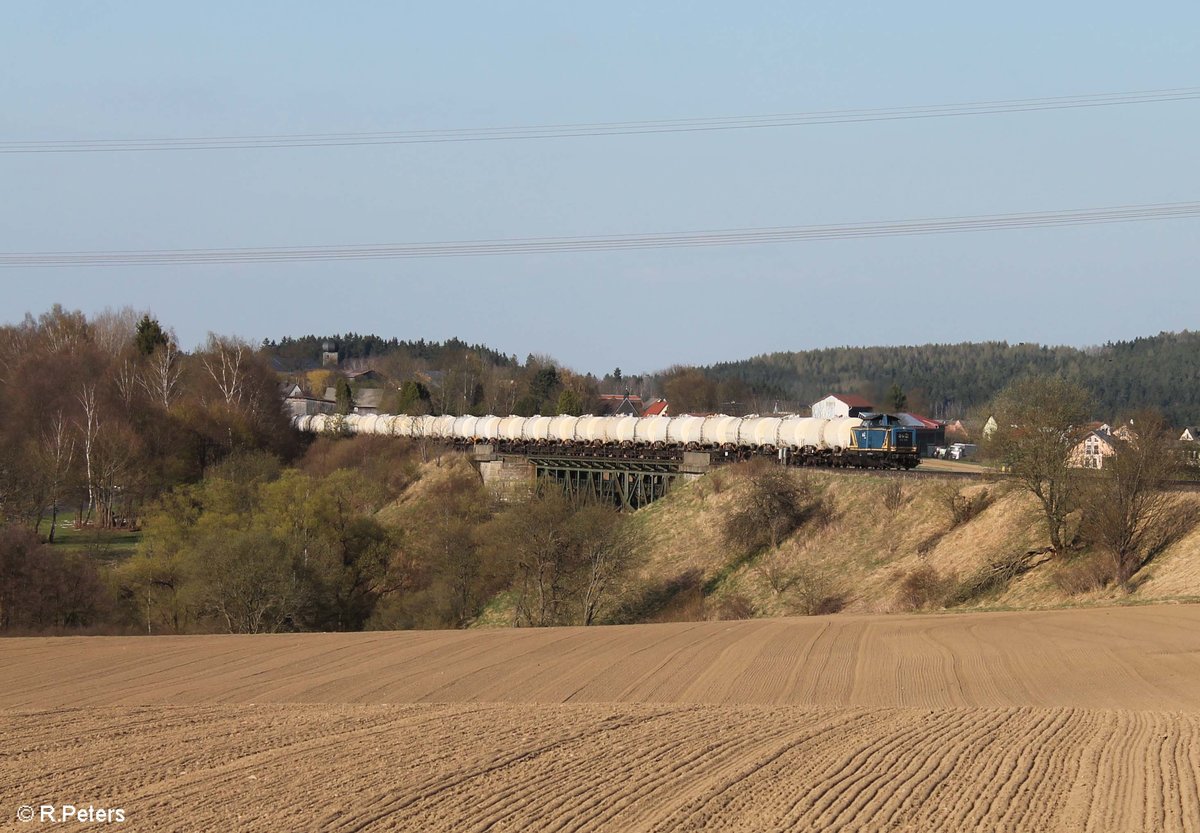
[594,393,644,416]
[642,399,669,417]
[897,412,942,429]
[1079,428,1119,448]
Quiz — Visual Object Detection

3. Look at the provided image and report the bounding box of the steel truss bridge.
[472,445,715,510]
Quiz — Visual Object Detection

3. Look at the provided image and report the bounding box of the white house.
[810,394,874,420]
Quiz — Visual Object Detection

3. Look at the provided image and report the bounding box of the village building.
[1069,427,1121,469]
[810,394,874,420]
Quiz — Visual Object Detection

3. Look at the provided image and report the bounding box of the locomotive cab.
[850,414,920,469]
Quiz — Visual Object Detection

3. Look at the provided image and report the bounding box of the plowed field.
[4,606,1200,831]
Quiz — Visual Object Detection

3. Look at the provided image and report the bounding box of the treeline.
[264,333,519,373]
[702,332,1200,423]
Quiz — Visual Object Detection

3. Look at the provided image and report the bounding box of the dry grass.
[614,466,1200,620]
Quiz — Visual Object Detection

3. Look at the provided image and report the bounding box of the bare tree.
[113,357,139,407]
[1082,411,1180,586]
[90,306,140,357]
[76,384,99,524]
[200,334,248,407]
[139,339,185,410]
[572,504,627,625]
[723,464,819,556]
[37,412,76,542]
[38,305,91,354]
[986,377,1092,552]
[90,423,142,529]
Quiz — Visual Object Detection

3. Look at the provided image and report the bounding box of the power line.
[2,201,1197,267]
[3,86,1198,154]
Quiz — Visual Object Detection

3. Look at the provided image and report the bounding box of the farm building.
[811,394,874,420]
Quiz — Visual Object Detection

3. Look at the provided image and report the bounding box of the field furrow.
[4,605,1200,831]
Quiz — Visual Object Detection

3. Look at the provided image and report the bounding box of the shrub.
[895,565,955,611]
[946,488,992,527]
[723,463,819,555]
[713,593,755,620]
[1051,552,1117,595]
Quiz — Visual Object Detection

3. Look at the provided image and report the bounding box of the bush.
[784,565,846,616]
[712,593,755,620]
[946,488,992,527]
[723,463,819,555]
[882,480,906,511]
[0,526,111,632]
[895,565,955,611]
[1051,553,1117,595]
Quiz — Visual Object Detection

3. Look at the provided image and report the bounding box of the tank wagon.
[295,411,919,469]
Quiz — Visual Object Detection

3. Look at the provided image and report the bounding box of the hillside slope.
[612,465,1200,622]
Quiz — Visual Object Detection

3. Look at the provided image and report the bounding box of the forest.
[704,332,1200,423]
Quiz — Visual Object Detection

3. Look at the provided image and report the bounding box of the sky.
[3,2,1198,374]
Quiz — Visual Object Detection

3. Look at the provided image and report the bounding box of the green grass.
[49,523,141,562]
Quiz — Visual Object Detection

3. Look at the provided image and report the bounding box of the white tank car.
[291,411,870,456]
[452,415,479,440]
[576,415,609,443]
[666,415,705,445]
[547,415,579,442]
[777,417,825,449]
[472,415,498,441]
[522,415,553,441]
[823,417,861,450]
[704,415,742,446]
[610,415,639,444]
[636,416,670,444]
[498,415,526,442]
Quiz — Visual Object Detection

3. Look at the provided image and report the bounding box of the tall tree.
[556,388,584,417]
[335,378,353,415]
[134,314,169,356]
[986,377,1092,552]
[1082,411,1179,586]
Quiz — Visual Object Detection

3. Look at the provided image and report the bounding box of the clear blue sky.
[3,2,1197,374]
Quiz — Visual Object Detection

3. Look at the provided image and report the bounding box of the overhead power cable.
[2,201,1197,267]
[2,86,1198,153]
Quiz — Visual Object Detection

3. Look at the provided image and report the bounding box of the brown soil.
[4,605,1200,831]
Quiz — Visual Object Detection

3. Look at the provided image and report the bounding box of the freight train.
[294,411,920,469]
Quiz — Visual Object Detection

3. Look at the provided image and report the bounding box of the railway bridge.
[472,444,716,509]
